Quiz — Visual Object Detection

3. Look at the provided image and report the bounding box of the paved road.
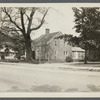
[0,62,100,92]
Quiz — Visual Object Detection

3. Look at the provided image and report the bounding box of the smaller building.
[0,46,17,60]
[72,47,85,61]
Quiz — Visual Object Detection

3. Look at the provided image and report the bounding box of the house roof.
[72,47,85,52]
[0,48,5,52]
[32,31,62,46]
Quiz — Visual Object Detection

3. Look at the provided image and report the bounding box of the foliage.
[57,34,80,47]
[0,29,25,55]
[65,56,73,62]
[72,7,100,48]
[72,7,100,63]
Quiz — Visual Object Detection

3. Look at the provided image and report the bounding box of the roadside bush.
[32,59,39,64]
[65,56,73,62]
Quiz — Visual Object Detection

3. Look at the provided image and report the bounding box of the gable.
[32,31,63,46]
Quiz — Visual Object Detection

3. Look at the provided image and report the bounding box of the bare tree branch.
[25,13,30,21]
[20,8,26,33]
[2,7,23,32]
[27,8,36,34]
[30,8,49,31]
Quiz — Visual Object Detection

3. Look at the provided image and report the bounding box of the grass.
[69,62,100,68]
[0,59,40,64]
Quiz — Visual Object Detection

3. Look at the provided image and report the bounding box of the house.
[0,48,16,59]
[31,29,85,62]
[0,44,17,60]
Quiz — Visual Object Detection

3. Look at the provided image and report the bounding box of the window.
[82,53,84,58]
[73,52,75,57]
[55,51,56,59]
[78,52,81,57]
[66,51,67,55]
[55,41,57,46]
[78,52,83,58]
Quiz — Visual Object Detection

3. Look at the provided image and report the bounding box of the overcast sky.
[31,6,77,40]
[1,3,97,40]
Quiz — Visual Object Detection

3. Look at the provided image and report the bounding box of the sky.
[0,3,99,40]
[0,4,77,40]
[31,6,77,40]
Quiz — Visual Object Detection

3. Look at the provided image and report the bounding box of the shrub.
[32,59,39,64]
[65,56,73,62]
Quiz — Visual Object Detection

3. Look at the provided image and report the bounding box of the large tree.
[0,7,49,61]
[72,7,100,64]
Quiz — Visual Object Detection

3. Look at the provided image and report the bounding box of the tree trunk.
[84,49,87,64]
[25,35,32,61]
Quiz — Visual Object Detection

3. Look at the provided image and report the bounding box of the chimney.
[45,29,50,35]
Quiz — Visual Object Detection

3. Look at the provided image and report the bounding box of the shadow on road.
[87,85,100,92]
[4,84,100,92]
[31,85,61,92]
[6,85,61,92]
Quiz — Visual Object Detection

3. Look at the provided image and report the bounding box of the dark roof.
[32,32,62,46]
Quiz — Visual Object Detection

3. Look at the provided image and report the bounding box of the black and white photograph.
[0,3,100,97]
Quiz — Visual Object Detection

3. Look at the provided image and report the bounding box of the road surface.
[0,62,100,92]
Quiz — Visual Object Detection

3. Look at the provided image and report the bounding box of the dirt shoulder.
[0,61,100,72]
